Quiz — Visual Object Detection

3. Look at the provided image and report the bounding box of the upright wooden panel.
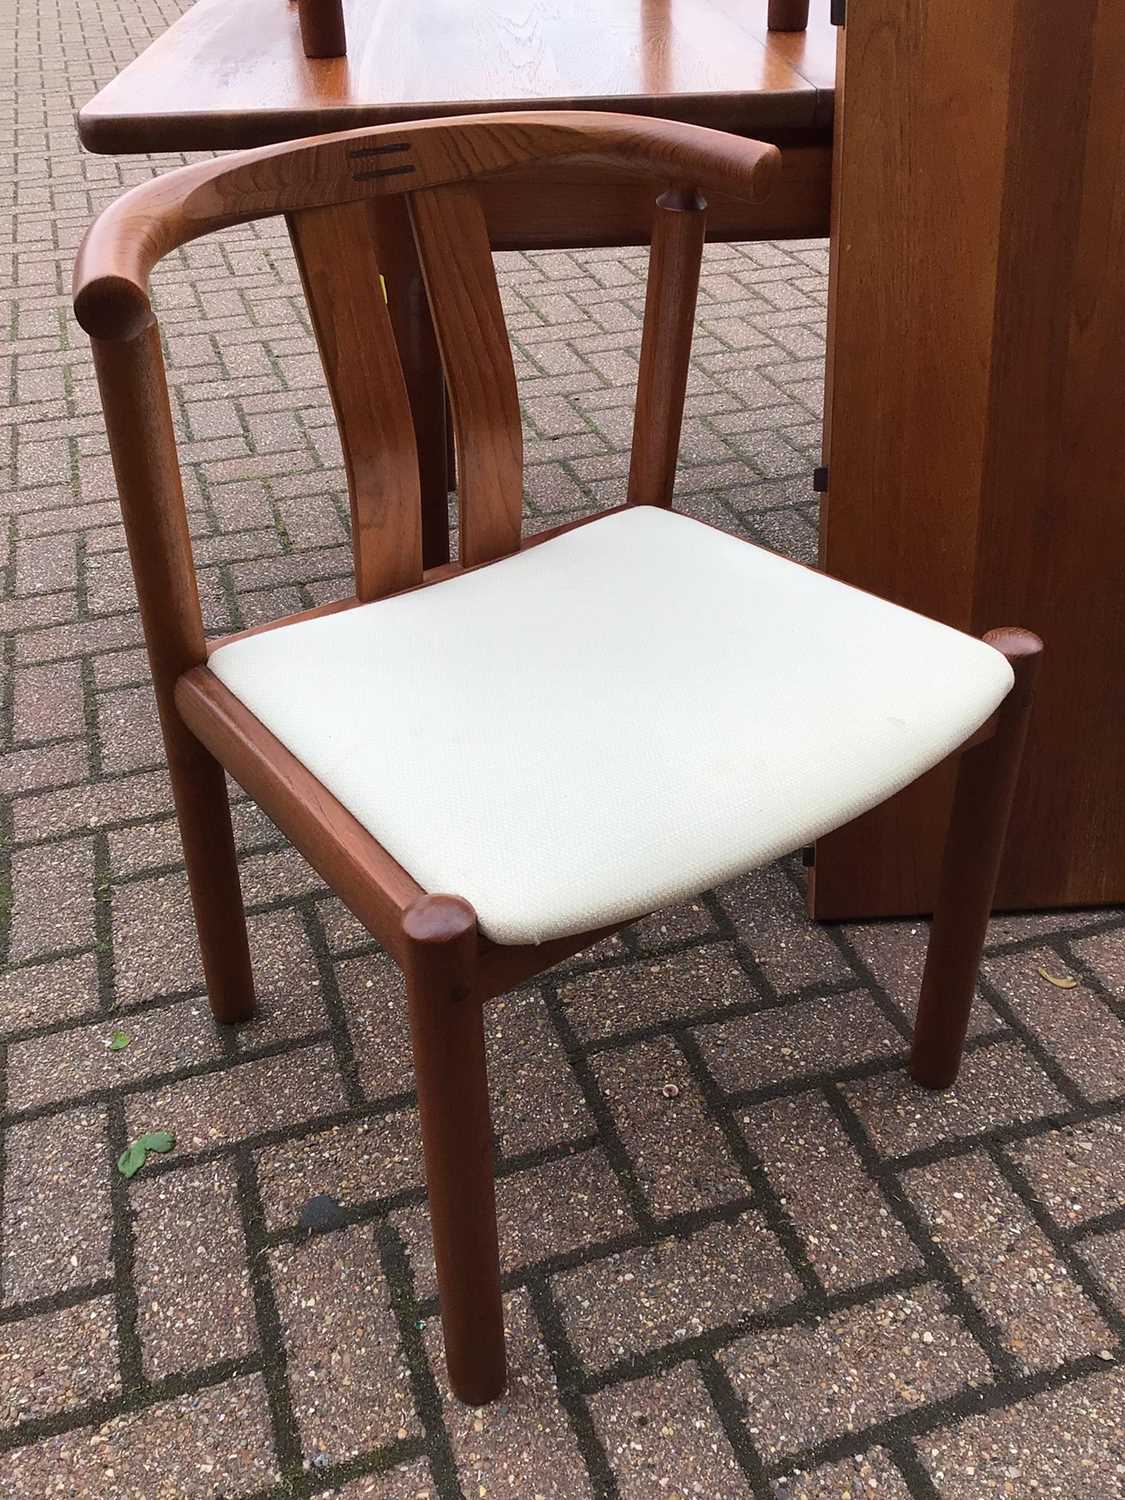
[973,0,1125,908]
[814,0,1125,917]
[409,182,523,566]
[289,200,423,600]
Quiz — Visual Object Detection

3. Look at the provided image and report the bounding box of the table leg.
[768,0,809,28]
[370,200,452,569]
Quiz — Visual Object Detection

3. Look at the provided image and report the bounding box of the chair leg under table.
[910,627,1044,1089]
[404,895,506,1405]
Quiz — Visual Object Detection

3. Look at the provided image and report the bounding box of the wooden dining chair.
[74,110,1041,1407]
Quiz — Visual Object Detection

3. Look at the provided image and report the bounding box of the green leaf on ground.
[116,1130,176,1178]
[136,1131,175,1155]
[108,1030,130,1051]
[116,1142,147,1178]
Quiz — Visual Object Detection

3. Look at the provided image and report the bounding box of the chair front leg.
[403,895,506,1405]
[910,628,1043,1089]
[169,722,256,1025]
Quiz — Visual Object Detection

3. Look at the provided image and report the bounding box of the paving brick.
[271,1225,416,1464]
[11,658,84,741]
[904,1152,1112,1370]
[0,950,99,1036]
[843,918,1001,1039]
[1075,1228,1125,1319]
[715,863,853,993]
[560,947,758,1043]
[0,1373,279,1497]
[918,1368,1125,1497]
[15,533,77,596]
[7,837,95,962]
[257,1109,423,1231]
[238,844,326,905]
[0,1295,118,1425]
[85,549,140,616]
[6,997,221,1112]
[12,768,174,842]
[317,895,374,954]
[695,990,904,1096]
[91,646,149,689]
[0,739,89,795]
[131,1158,256,1378]
[338,949,413,1101]
[125,1043,347,1155]
[843,1042,1067,1159]
[590,1361,750,1498]
[558,1211,799,1368]
[1011,1116,1125,1229]
[983,946,1125,1100]
[324,1460,437,1497]
[593,1035,746,1216]
[628,897,722,952]
[720,1285,990,1463]
[2,1106,112,1304]
[395,1147,631,1300]
[233,907,331,1051]
[1071,926,1125,1002]
[773,1448,911,1499]
[425,1289,592,1498]
[96,683,165,774]
[16,612,143,665]
[741,1092,920,1291]
[486,987,591,1157]
[111,869,204,1004]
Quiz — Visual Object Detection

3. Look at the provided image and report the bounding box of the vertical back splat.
[409,183,523,567]
[289,200,423,600]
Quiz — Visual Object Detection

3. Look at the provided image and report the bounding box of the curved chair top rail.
[74,109,779,340]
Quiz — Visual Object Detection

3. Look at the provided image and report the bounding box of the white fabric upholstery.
[209,507,1013,946]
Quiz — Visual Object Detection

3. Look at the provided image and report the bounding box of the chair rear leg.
[404,895,506,1405]
[168,720,255,1024]
[910,628,1043,1089]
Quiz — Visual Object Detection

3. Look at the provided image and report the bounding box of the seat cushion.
[208,507,1013,945]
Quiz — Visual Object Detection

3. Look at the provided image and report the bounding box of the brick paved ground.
[2,0,1125,1495]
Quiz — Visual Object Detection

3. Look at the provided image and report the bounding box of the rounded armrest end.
[73,272,153,341]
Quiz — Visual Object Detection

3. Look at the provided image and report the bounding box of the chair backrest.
[74,112,778,652]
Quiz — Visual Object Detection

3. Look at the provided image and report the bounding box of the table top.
[78,0,837,154]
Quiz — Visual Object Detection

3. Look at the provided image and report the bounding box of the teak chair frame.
[74,111,1041,1406]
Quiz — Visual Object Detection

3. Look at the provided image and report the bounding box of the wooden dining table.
[78,0,837,565]
[77,0,1125,918]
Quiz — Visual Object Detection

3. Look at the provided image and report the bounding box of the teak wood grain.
[297,0,346,58]
[768,0,809,29]
[89,327,255,1023]
[370,196,453,568]
[628,188,707,507]
[78,110,1039,1404]
[79,0,834,578]
[814,0,1125,917]
[77,0,837,155]
[409,183,524,566]
[288,200,423,599]
[74,111,778,341]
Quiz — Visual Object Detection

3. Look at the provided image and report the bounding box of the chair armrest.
[74,112,781,340]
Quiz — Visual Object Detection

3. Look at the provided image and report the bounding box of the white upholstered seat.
[209,507,1013,946]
